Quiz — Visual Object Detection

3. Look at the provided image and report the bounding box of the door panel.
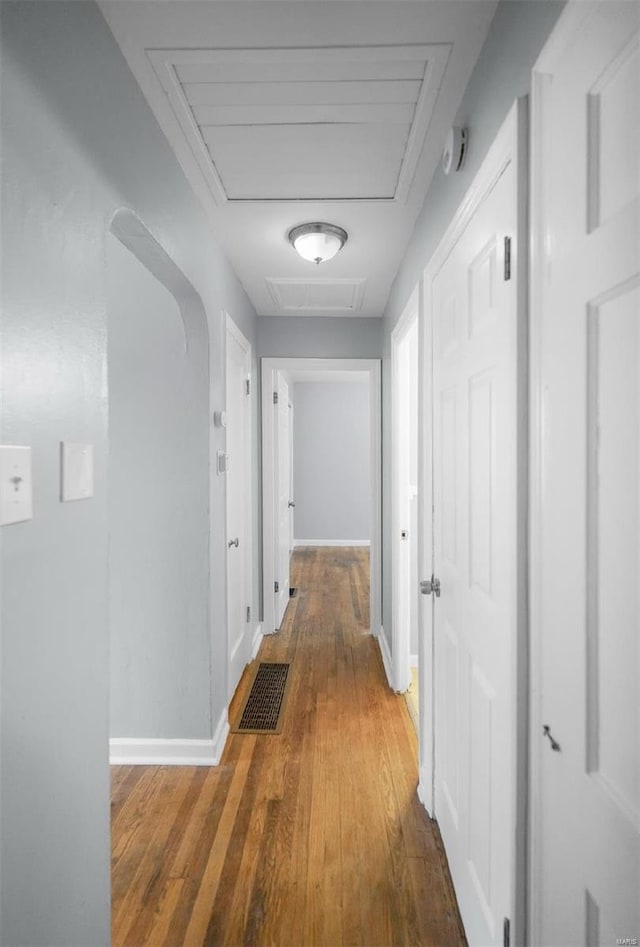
[289,400,295,556]
[533,4,640,944]
[226,323,250,699]
[275,374,291,627]
[590,284,639,819]
[432,154,517,945]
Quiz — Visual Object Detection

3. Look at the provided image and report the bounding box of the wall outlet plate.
[0,445,33,526]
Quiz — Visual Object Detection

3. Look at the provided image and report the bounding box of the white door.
[431,114,521,944]
[225,318,251,699]
[392,308,419,693]
[275,373,291,627]
[289,400,295,557]
[532,4,640,944]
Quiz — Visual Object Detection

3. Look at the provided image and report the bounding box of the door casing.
[418,98,529,944]
[261,357,382,637]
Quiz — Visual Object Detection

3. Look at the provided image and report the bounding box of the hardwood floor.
[405,666,419,735]
[111,547,466,946]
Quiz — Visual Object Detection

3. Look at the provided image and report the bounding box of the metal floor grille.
[233,662,290,733]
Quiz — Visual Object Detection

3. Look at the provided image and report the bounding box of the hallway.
[111,548,465,946]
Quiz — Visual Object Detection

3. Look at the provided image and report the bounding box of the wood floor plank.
[111,547,466,947]
[205,736,269,946]
[183,736,256,946]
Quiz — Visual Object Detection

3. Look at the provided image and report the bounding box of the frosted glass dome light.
[288,223,348,264]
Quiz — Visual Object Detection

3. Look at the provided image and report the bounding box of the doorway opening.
[107,208,212,766]
[261,358,381,639]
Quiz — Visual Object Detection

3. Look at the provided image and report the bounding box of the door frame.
[419,98,529,941]
[391,288,420,693]
[261,357,382,637]
[225,313,253,698]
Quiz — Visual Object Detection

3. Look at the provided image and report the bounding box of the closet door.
[531,4,640,944]
[428,102,525,946]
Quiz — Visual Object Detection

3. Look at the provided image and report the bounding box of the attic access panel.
[147,44,451,204]
[265,277,366,313]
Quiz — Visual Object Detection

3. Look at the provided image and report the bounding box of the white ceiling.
[100,1,498,318]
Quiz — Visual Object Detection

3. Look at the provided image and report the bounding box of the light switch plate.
[0,445,33,526]
[217,450,229,475]
[61,442,94,501]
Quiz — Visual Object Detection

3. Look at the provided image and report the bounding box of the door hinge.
[274,580,279,593]
[503,917,510,947]
[245,377,251,396]
[504,236,512,281]
[273,391,278,405]
[246,606,251,623]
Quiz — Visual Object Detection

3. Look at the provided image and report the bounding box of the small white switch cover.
[217,450,229,475]
[0,445,33,526]
[61,442,94,501]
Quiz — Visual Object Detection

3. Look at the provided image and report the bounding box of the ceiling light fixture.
[288,222,348,265]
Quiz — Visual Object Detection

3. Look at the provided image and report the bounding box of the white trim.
[109,707,230,767]
[391,287,420,694]
[377,626,395,692]
[409,653,419,669]
[529,66,549,947]
[212,707,230,763]
[293,539,370,548]
[421,98,529,939]
[417,764,433,818]
[417,263,435,817]
[262,358,382,637]
[251,622,263,660]
[109,738,218,766]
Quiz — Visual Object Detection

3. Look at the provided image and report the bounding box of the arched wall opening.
[107,209,212,755]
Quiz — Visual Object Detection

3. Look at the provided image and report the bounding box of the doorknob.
[420,575,441,597]
[288,501,296,508]
[227,537,239,548]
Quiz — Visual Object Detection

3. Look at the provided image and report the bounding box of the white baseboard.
[110,708,230,767]
[212,707,230,763]
[417,764,434,818]
[377,625,395,691]
[293,539,370,547]
[251,622,263,659]
[410,652,419,668]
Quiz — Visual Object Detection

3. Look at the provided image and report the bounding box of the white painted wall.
[0,3,258,944]
[292,381,370,544]
[257,315,383,359]
[107,234,210,739]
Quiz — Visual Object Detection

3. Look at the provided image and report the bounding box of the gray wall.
[380,0,566,656]
[257,316,383,358]
[293,382,370,543]
[107,234,210,739]
[0,3,259,944]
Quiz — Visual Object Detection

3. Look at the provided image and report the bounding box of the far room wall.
[292,380,370,545]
